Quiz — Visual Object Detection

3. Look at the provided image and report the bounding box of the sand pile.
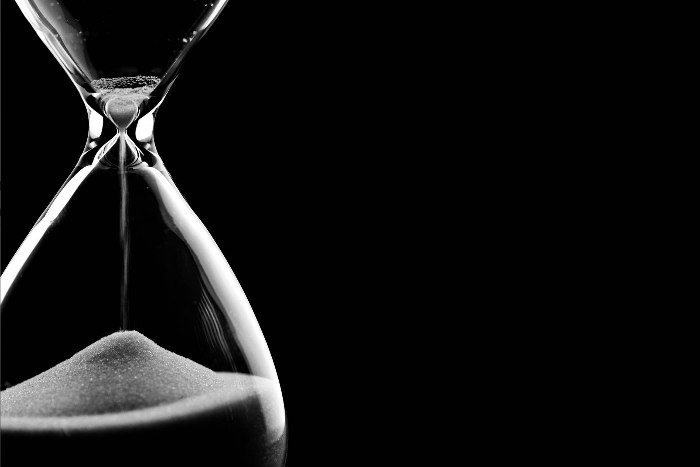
[2,331,229,416]
[0,331,287,467]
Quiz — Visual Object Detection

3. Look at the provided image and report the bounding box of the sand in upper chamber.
[91,76,160,128]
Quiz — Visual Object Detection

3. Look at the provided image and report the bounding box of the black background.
[0,2,419,465]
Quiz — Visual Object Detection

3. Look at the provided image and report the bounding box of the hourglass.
[1,2,287,466]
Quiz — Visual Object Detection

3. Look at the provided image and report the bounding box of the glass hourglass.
[0,1,287,466]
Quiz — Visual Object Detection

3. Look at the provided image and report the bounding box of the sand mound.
[1,331,225,416]
[0,331,286,467]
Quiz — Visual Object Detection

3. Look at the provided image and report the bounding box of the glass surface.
[1,2,287,466]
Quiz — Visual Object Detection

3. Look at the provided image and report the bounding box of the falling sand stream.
[92,76,160,330]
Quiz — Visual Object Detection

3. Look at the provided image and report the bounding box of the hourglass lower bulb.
[1,2,287,466]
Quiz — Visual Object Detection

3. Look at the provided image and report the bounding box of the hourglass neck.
[80,105,162,171]
[77,74,176,160]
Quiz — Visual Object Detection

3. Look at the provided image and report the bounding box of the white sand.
[91,76,160,127]
[0,331,284,436]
